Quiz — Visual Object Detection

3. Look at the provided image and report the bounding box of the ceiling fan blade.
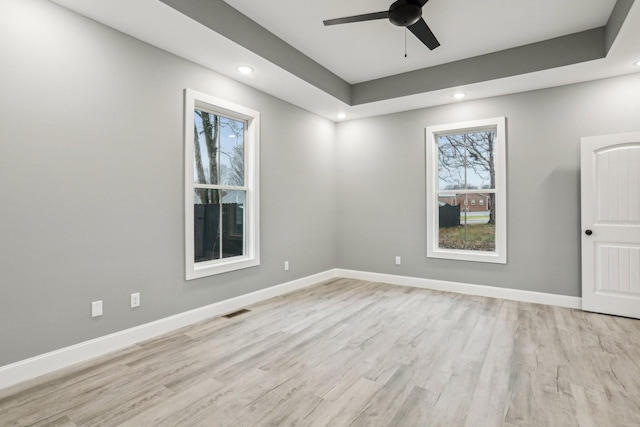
[323,11,389,26]
[408,18,440,50]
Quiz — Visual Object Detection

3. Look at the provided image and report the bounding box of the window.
[184,89,260,279]
[426,117,506,263]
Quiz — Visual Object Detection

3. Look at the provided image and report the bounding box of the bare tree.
[194,111,220,204]
[225,143,244,187]
[219,118,244,187]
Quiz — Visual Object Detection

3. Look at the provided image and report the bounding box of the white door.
[581,131,640,319]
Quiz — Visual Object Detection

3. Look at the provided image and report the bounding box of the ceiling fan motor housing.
[389,0,423,27]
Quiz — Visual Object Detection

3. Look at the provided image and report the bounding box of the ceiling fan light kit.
[388,0,422,26]
[323,0,440,51]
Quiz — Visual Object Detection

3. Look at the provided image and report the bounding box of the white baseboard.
[0,268,581,391]
[336,269,582,309]
[0,269,338,391]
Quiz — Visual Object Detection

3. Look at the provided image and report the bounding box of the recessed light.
[634,60,640,67]
[452,92,466,100]
[337,113,346,120]
[236,65,254,75]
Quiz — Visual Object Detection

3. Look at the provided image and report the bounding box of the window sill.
[428,248,506,264]
[186,256,260,280]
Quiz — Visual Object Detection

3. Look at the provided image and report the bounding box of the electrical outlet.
[284,261,289,271]
[131,292,140,308]
[395,256,401,265]
[91,300,103,318]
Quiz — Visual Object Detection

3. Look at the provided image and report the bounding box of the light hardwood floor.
[1,278,640,426]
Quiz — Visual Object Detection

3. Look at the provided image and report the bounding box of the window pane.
[219,118,245,186]
[438,131,496,190]
[194,189,220,262]
[465,131,495,190]
[438,135,466,190]
[220,190,245,258]
[193,110,220,185]
[193,111,245,187]
[438,193,495,252]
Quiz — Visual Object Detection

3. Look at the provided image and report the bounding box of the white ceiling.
[225,0,617,84]
[50,0,640,121]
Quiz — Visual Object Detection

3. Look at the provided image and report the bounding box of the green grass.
[439,223,496,251]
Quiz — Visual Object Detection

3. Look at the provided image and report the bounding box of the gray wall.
[336,72,640,297]
[0,0,336,366]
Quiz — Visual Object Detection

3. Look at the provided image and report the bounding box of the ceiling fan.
[323,0,440,51]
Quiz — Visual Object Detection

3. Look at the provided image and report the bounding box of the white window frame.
[184,89,260,279]
[425,117,507,264]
